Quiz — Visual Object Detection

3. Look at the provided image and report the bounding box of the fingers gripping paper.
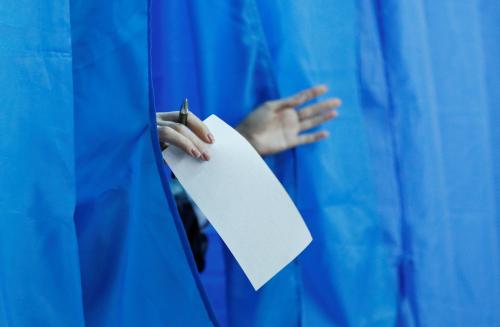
[163,115,312,290]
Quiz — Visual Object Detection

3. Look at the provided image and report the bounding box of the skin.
[236,85,340,155]
[156,84,341,160]
[156,111,214,161]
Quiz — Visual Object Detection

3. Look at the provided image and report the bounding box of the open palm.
[236,85,341,155]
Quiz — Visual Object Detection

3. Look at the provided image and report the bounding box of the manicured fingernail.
[330,99,341,106]
[207,133,215,143]
[191,148,201,158]
[202,152,210,161]
[324,111,334,119]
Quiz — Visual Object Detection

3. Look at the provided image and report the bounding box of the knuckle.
[264,100,275,109]
[174,123,187,133]
[158,126,169,137]
[177,137,190,149]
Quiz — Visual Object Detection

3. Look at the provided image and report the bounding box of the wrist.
[236,124,263,155]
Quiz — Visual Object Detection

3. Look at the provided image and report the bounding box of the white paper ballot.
[163,115,312,290]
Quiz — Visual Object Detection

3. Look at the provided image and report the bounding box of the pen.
[179,98,189,125]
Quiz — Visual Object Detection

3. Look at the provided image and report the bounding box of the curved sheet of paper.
[151,1,396,325]
[163,115,312,290]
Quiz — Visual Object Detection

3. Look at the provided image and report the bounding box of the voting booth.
[1,0,499,326]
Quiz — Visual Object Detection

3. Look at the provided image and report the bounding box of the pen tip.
[180,98,189,113]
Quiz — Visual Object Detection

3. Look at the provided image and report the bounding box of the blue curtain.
[152,0,500,326]
[152,0,396,326]
[1,0,216,325]
[0,1,84,325]
[360,1,500,325]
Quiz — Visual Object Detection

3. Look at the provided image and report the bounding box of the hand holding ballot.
[163,115,312,289]
[157,84,341,162]
[157,85,340,289]
[156,109,215,161]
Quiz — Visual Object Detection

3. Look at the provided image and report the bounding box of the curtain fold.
[0,1,85,325]
[360,0,500,325]
[70,0,215,325]
[1,0,216,325]
[152,1,397,326]
[153,0,500,326]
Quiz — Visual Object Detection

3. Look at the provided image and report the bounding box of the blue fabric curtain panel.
[360,1,500,326]
[0,1,84,325]
[1,0,216,325]
[152,0,396,326]
[152,0,500,326]
[2,0,499,326]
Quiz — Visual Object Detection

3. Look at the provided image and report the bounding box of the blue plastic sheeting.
[360,1,500,326]
[1,0,216,325]
[152,0,500,326]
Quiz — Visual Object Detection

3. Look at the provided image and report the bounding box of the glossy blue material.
[360,1,500,325]
[0,1,84,325]
[1,0,215,325]
[152,1,396,326]
[152,0,500,326]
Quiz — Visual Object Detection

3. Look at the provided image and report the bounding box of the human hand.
[156,111,215,161]
[236,85,341,155]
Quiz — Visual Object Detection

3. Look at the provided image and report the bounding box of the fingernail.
[201,152,210,161]
[328,111,337,118]
[329,99,341,106]
[319,131,330,140]
[207,133,215,143]
[191,148,201,158]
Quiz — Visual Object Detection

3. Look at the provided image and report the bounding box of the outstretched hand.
[236,85,341,155]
